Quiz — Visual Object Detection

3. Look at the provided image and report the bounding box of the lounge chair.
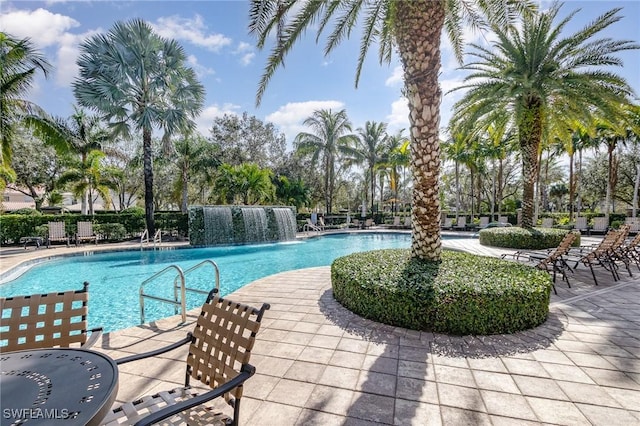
[479,216,490,229]
[390,216,402,228]
[46,221,70,248]
[103,289,269,426]
[0,282,103,352]
[454,216,467,231]
[351,218,360,228]
[502,232,577,294]
[591,217,608,235]
[441,217,453,230]
[364,218,375,228]
[317,216,327,230]
[498,216,509,225]
[403,216,411,229]
[625,217,639,234]
[75,221,98,246]
[569,225,630,285]
[574,216,589,234]
[541,218,554,228]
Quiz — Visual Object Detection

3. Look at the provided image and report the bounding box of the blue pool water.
[1,233,410,332]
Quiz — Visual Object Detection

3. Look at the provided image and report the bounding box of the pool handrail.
[173,259,220,299]
[140,228,162,250]
[139,265,186,324]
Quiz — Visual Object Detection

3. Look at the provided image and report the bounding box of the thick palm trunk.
[519,99,543,228]
[395,1,445,261]
[143,126,155,235]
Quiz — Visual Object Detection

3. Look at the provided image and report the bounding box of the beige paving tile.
[437,383,485,412]
[284,360,326,383]
[265,378,315,406]
[356,370,396,397]
[557,381,623,408]
[308,334,341,350]
[337,338,369,353]
[318,365,361,390]
[512,375,570,400]
[576,403,640,426]
[295,409,344,426]
[398,359,435,380]
[439,406,492,426]
[304,385,355,416]
[582,367,640,390]
[434,365,475,387]
[466,357,508,373]
[502,358,550,378]
[480,390,537,420]
[347,391,395,424]
[329,350,365,369]
[564,351,618,370]
[361,354,398,375]
[526,397,590,425]
[396,377,439,404]
[472,371,520,394]
[603,387,640,410]
[297,346,335,364]
[394,399,442,426]
[247,400,302,425]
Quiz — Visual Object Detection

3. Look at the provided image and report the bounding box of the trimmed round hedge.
[331,249,552,335]
[479,227,580,250]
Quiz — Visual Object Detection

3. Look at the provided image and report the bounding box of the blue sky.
[2,1,639,149]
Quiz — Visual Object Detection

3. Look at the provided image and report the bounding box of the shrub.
[94,223,127,241]
[332,249,552,335]
[10,208,41,216]
[478,227,580,249]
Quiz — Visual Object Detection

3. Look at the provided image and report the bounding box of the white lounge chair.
[541,218,554,228]
[574,216,589,234]
[46,221,70,248]
[403,216,411,229]
[479,216,490,228]
[454,216,467,231]
[498,216,509,225]
[591,217,608,235]
[442,217,453,230]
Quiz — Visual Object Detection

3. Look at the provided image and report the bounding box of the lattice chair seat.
[105,288,270,426]
[0,282,102,352]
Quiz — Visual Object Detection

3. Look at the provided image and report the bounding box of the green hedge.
[0,211,187,245]
[331,249,552,335]
[478,227,580,250]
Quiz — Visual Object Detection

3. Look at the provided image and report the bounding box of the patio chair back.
[541,218,554,228]
[539,232,577,267]
[498,216,508,224]
[625,217,640,233]
[392,216,401,227]
[76,221,97,245]
[442,217,453,229]
[592,217,608,233]
[47,221,69,247]
[0,282,101,352]
[479,216,490,228]
[454,216,467,229]
[187,291,269,402]
[404,216,411,228]
[574,217,588,232]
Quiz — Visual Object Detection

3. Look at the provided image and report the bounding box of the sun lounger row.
[42,221,98,247]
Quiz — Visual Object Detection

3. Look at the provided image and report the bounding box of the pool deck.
[1,230,639,425]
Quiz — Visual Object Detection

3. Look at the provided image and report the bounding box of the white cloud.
[0,8,79,47]
[187,55,215,78]
[236,42,252,52]
[266,100,345,143]
[153,15,232,52]
[385,65,404,87]
[239,52,255,67]
[195,103,241,134]
[386,97,409,133]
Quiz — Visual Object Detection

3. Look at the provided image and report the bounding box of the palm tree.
[294,109,356,214]
[215,163,275,205]
[28,107,111,214]
[73,19,205,235]
[384,130,410,214]
[452,5,638,228]
[343,121,387,212]
[0,32,50,188]
[174,133,220,213]
[249,0,534,261]
[57,150,120,214]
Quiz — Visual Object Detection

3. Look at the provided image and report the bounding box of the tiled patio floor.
[2,232,639,425]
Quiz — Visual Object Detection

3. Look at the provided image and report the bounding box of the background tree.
[343,121,387,213]
[73,19,205,234]
[294,109,355,214]
[214,163,275,205]
[173,133,220,213]
[452,5,638,228]
[209,112,286,169]
[0,32,50,190]
[249,0,534,261]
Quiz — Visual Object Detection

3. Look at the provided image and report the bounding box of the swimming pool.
[1,233,410,332]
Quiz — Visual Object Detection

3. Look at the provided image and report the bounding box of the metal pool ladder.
[139,259,221,324]
[140,228,162,250]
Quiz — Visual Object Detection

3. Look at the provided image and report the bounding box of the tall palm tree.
[385,130,410,214]
[452,5,638,228]
[73,19,205,234]
[343,121,388,212]
[0,32,50,188]
[294,109,355,214]
[249,0,534,261]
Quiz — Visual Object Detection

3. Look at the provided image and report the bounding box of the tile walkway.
[1,231,639,425]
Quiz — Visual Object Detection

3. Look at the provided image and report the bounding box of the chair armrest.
[81,327,104,349]
[133,364,256,426]
[115,333,193,365]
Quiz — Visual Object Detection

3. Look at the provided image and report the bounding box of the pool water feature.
[0,233,410,332]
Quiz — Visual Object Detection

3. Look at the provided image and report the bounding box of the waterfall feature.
[189,206,298,246]
[241,207,268,243]
[203,206,233,244]
[273,208,297,240]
